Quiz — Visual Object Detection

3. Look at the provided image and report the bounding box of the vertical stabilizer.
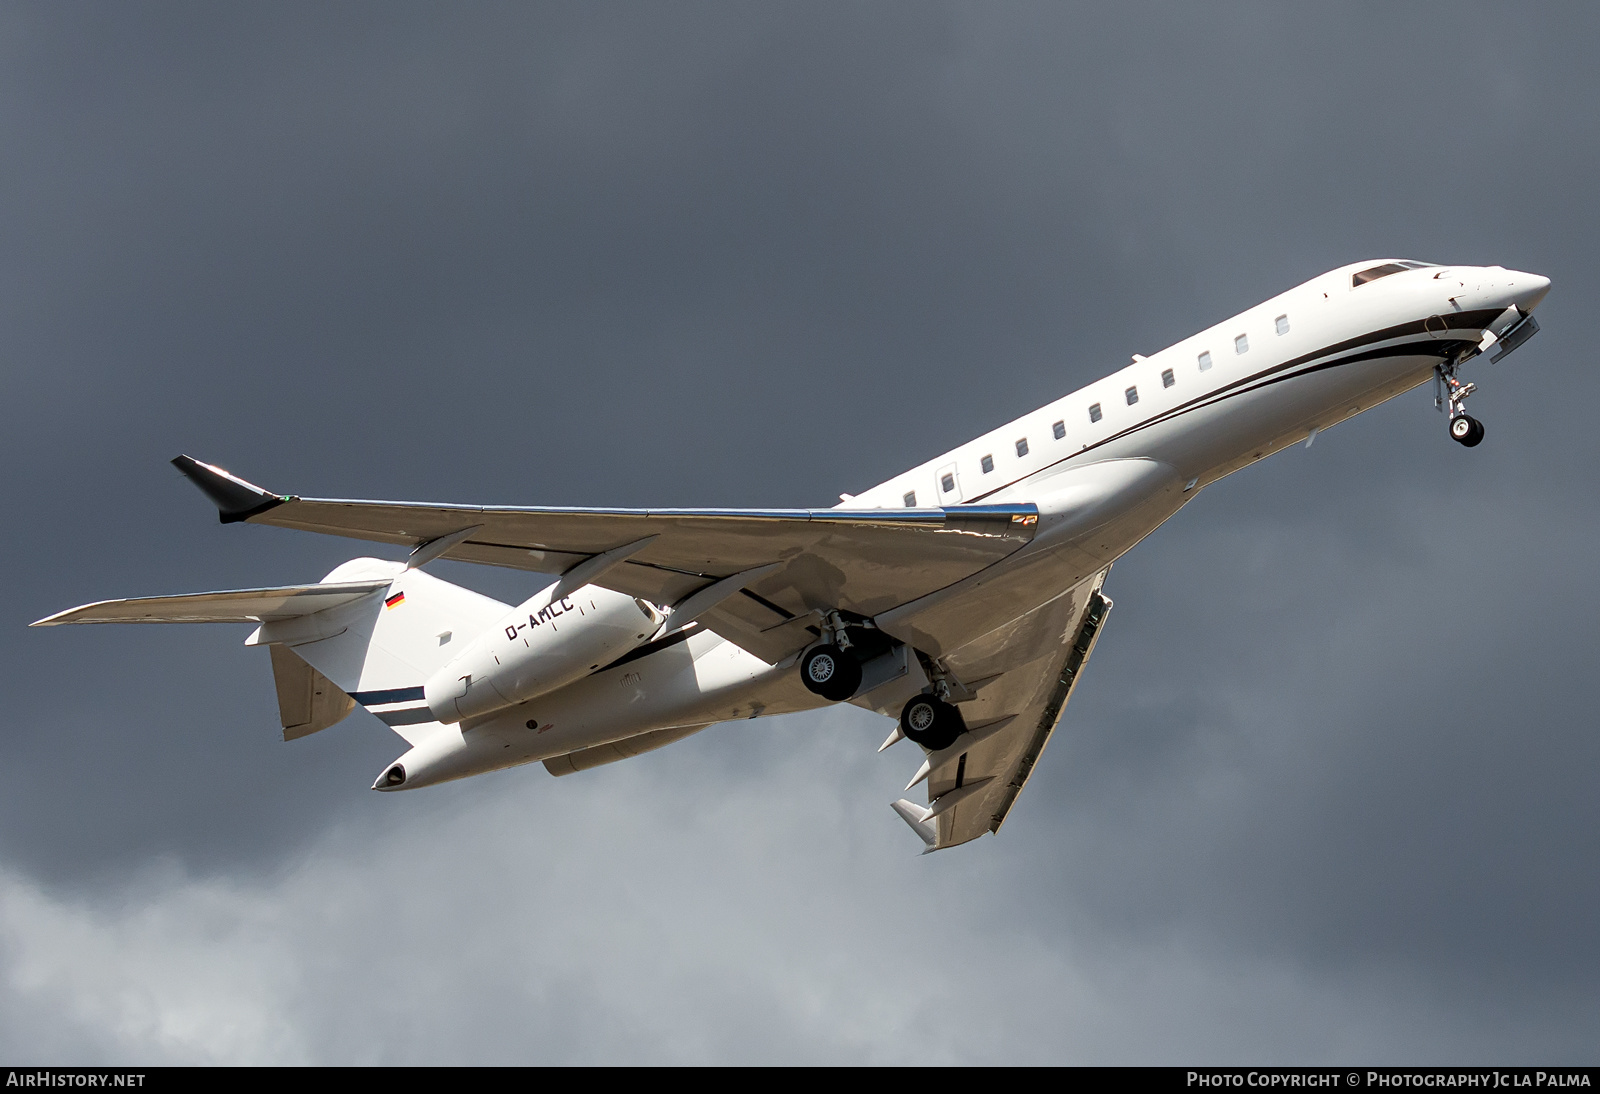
[246,558,510,741]
[269,645,357,740]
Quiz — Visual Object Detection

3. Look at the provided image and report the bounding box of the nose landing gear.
[1436,360,1486,448]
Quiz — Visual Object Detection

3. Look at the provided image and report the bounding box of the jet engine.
[424,584,662,722]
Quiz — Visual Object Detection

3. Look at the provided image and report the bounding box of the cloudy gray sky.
[3,1,1596,1063]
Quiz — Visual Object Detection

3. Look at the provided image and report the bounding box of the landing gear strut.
[1435,359,1486,448]
[798,610,892,702]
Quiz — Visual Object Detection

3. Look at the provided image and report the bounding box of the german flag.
[385,591,406,610]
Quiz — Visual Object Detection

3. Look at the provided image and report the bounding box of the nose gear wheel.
[1435,360,1485,449]
[1450,414,1485,447]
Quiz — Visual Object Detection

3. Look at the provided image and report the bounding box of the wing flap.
[902,570,1112,851]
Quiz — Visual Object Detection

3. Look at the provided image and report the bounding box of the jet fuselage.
[389,259,1549,789]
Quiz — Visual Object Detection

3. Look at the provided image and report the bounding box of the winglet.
[891,799,938,850]
[171,456,288,524]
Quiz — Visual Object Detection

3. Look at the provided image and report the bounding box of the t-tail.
[31,556,512,778]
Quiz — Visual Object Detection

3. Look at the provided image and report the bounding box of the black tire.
[900,694,963,751]
[800,644,862,701]
[1450,414,1485,446]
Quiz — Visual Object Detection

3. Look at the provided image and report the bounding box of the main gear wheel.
[799,643,862,701]
[899,693,963,751]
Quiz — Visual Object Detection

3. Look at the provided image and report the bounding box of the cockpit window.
[1352,260,1436,288]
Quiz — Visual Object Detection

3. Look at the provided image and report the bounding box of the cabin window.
[1015,438,1029,457]
[1052,420,1066,440]
[1234,333,1249,354]
[903,491,916,507]
[980,454,994,474]
[1161,368,1175,388]
[1125,386,1139,406]
[1275,314,1290,336]
[1198,351,1212,371]
[1089,403,1102,423]
[940,473,955,493]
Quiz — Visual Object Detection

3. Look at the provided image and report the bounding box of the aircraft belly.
[878,459,1187,656]
[1111,352,1439,486]
[398,631,824,785]
[874,342,1434,662]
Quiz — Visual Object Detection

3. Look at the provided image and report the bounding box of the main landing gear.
[800,643,862,702]
[1435,360,1486,448]
[899,693,963,751]
[798,616,959,737]
[802,623,973,750]
[798,611,893,702]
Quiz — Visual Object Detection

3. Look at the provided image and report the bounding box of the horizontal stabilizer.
[31,581,390,626]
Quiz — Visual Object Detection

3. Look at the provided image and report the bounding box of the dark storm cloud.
[1,1,1596,1061]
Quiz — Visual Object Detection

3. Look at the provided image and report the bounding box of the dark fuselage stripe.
[960,311,1500,505]
[350,685,427,704]
[375,707,438,727]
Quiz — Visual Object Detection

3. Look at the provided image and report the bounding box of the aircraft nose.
[1509,271,1551,313]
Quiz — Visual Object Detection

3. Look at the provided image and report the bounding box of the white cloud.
[0,861,307,1064]
[4,703,1589,1064]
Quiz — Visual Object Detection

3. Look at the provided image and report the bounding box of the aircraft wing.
[171,456,1039,663]
[891,569,1112,852]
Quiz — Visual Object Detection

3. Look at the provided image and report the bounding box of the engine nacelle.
[424,584,662,723]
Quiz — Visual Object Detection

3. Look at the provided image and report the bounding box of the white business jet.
[33,260,1550,852]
